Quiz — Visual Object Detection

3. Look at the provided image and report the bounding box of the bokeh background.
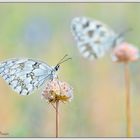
[0,3,140,137]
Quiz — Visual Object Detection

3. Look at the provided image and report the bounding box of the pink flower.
[111,42,140,63]
[42,79,73,103]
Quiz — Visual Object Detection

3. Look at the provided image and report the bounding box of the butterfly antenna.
[118,27,133,38]
[58,57,72,65]
[57,54,68,65]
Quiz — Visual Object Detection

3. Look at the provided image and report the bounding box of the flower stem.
[56,100,59,138]
[124,62,132,137]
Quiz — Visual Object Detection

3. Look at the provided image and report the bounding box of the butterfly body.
[71,17,124,60]
[0,58,58,95]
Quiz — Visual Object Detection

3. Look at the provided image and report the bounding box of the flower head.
[111,42,140,63]
[42,79,73,103]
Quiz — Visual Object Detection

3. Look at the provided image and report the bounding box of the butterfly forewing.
[71,17,118,60]
[0,59,53,95]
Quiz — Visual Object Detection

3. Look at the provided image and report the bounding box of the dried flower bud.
[42,79,73,103]
[111,42,140,63]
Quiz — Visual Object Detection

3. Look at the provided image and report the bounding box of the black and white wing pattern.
[0,59,54,95]
[71,17,119,60]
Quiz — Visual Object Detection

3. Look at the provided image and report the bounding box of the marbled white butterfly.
[0,55,71,96]
[71,17,124,60]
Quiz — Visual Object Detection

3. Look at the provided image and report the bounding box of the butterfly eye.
[55,65,60,71]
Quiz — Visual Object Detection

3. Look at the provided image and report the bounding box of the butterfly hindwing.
[0,59,53,95]
[71,17,118,60]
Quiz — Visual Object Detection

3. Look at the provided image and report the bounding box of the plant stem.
[56,100,59,138]
[124,62,132,137]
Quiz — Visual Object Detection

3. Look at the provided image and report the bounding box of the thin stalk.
[124,62,132,137]
[56,100,59,138]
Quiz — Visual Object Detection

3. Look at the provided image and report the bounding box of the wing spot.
[83,21,90,28]
[32,62,40,69]
[100,31,106,37]
[72,25,76,31]
[83,43,97,58]
[19,63,25,70]
[26,73,30,78]
[26,72,35,79]
[96,24,102,29]
[87,30,94,38]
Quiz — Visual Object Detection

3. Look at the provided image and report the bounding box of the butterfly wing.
[71,17,118,60]
[0,58,53,95]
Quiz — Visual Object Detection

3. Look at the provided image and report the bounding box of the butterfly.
[71,16,125,60]
[0,55,71,96]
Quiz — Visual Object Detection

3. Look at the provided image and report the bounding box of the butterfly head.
[54,54,72,72]
[54,64,60,71]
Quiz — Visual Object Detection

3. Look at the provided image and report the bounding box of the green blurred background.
[0,3,140,137]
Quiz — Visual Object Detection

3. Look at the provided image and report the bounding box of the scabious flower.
[111,42,140,63]
[42,79,73,103]
[41,79,73,137]
[111,41,140,137]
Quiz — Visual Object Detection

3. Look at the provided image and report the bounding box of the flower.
[42,79,73,103]
[111,42,140,63]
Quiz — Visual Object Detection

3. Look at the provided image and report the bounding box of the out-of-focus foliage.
[0,3,140,137]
